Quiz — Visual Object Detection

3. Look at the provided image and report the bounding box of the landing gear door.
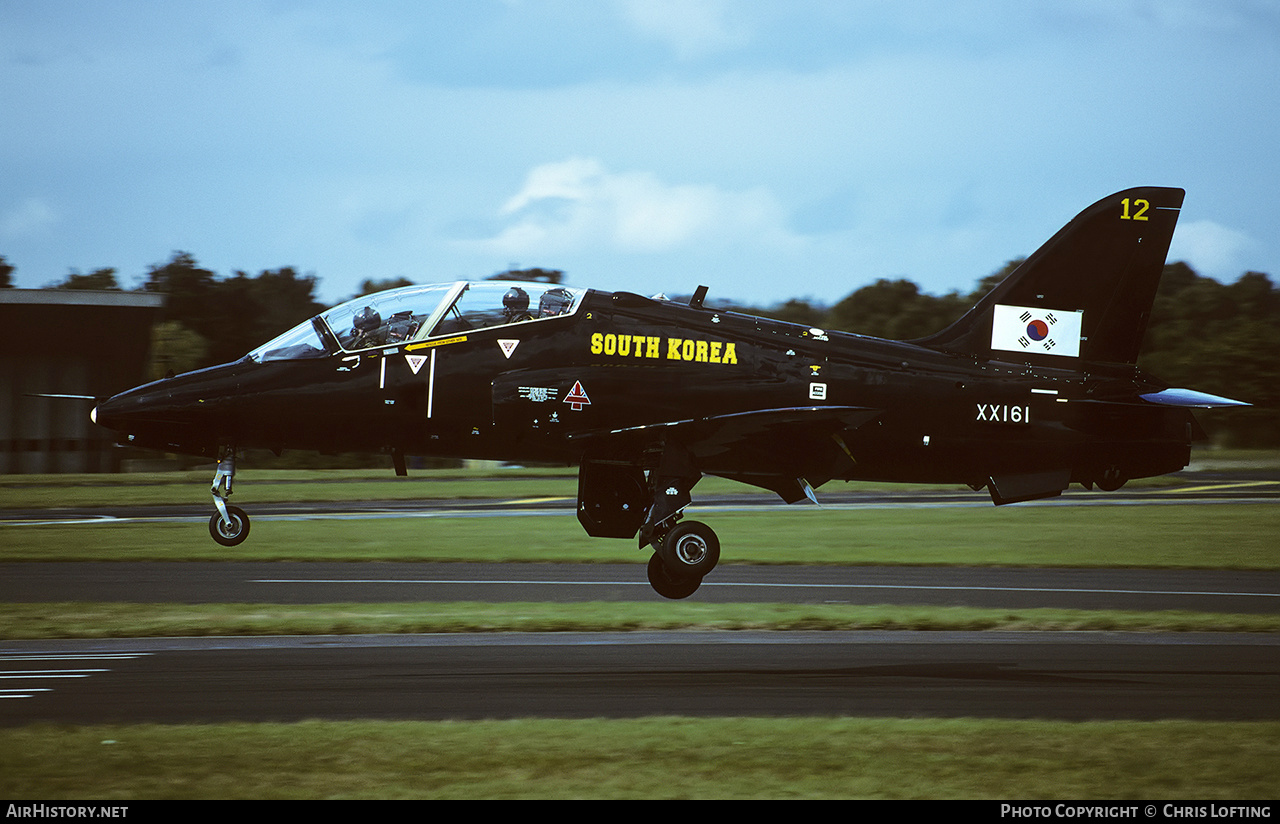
[577,461,648,539]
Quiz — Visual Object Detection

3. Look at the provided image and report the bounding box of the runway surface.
[3,562,1280,612]
[3,632,1278,725]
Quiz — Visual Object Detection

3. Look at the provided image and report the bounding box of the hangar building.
[0,289,163,473]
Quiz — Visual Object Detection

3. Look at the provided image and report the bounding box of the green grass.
[3,718,1277,799]
[11,452,1273,508]
[4,601,1278,639]
[5,504,1278,567]
[0,468,584,508]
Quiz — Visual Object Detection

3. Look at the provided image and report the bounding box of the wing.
[567,405,880,503]
[493,366,878,503]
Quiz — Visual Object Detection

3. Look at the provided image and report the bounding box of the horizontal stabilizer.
[1139,389,1251,408]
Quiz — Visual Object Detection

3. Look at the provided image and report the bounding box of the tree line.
[3,251,1274,446]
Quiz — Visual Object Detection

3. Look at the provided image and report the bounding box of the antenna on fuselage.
[689,285,708,309]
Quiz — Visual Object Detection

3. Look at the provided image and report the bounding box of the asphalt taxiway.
[2,562,1279,612]
[2,631,1277,725]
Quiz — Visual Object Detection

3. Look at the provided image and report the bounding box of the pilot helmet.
[353,306,381,333]
[503,286,529,315]
[538,287,572,317]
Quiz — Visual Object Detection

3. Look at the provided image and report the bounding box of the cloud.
[479,156,790,256]
[1169,219,1262,280]
[615,0,750,60]
[0,199,58,238]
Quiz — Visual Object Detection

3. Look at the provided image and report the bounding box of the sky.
[3,0,1279,310]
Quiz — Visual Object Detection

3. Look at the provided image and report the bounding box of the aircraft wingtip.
[1140,389,1251,408]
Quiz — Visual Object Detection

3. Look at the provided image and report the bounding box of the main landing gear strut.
[209,447,250,547]
[576,456,724,599]
[638,447,722,599]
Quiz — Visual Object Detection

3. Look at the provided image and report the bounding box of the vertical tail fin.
[917,187,1185,365]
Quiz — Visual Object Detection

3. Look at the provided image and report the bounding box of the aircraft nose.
[90,385,191,451]
[88,359,250,452]
[90,393,130,432]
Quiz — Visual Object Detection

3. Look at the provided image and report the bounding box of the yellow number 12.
[1120,198,1149,221]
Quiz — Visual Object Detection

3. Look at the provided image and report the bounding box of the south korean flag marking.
[991,304,1083,358]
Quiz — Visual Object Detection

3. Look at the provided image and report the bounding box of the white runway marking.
[0,654,150,700]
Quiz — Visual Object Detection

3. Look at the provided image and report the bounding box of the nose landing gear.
[208,449,250,546]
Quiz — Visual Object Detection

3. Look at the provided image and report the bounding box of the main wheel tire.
[647,553,701,600]
[658,520,720,580]
[209,505,250,547]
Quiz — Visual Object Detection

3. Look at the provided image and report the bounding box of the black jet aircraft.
[92,187,1248,598]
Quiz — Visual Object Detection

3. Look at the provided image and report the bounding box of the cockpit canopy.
[248,281,585,363]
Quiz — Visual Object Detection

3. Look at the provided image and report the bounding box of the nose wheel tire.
[209,505,251,547]
[658,520,720,581]
[1096,467,1127,492]
[647,553,702,599]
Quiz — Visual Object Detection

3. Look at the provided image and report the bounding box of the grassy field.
[3,718,1278,799]
[5,601,1279,639]
[5,502,1278,567]
[0,467,584,508]
[7,451,1275,508]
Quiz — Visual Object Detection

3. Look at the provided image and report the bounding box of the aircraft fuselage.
[95,286,1192,496]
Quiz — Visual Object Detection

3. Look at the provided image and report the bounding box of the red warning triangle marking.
[563,380,591,411]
